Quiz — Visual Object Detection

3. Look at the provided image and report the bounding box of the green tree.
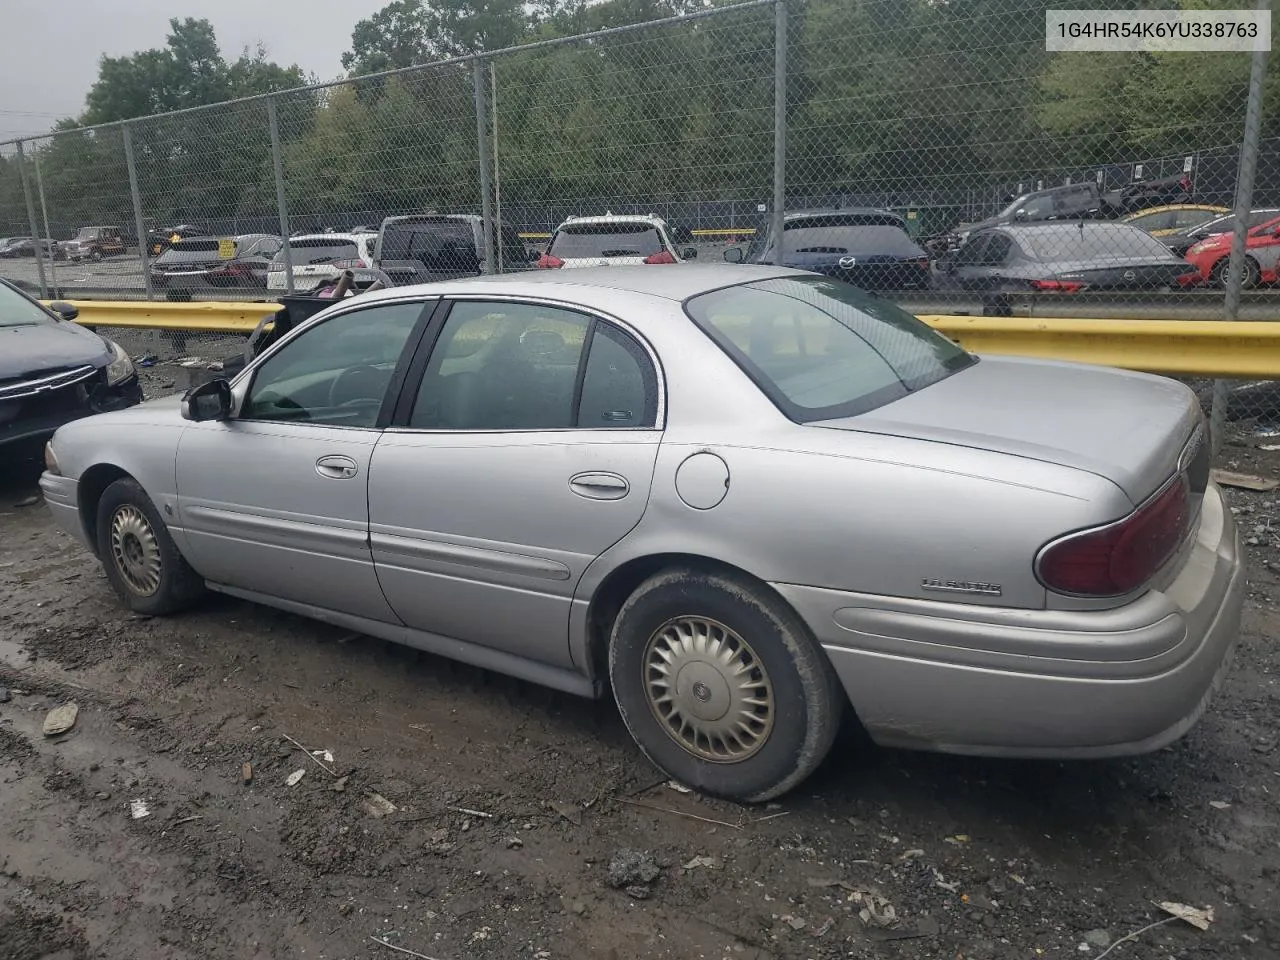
[342,0,531,75]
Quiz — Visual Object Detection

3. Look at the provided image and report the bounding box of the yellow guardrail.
[920,315,1280,379]
[43,299,1280,379]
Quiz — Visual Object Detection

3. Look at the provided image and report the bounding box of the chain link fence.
[0,0,1275,454]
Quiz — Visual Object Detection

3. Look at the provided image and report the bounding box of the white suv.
[267,231,378,292]
[538,214,694,269]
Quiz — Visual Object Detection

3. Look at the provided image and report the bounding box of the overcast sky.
[0,0,388,139]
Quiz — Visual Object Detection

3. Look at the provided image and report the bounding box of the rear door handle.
[568,471,629,501]
[316,454,359,479]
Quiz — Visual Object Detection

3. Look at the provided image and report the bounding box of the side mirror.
[49,301,78,321]
[681,247,698,260]
[529,248,543,263]
[1013,209,1028,222]
[181,377,232,422]
[723,247,744,264]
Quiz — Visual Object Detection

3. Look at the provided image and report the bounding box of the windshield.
[686,276,974,421]
[1020,225,1174,261]
[0,282,53,328]
[550,223,664,258]
[276,239,360,265]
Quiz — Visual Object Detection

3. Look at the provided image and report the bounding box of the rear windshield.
[779,225,920,256]
[550,223,664,258]
[686,276,974,421]
[277,239,360,265]
[1019,225,1174,261]
[379,221,476,267]
[75,227,103,240]
[156,239,233,263]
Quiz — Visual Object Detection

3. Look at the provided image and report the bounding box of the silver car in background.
[39,265,1243,801]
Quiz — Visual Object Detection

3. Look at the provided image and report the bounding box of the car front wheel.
[96,477,205,615]
[608,568,842,802]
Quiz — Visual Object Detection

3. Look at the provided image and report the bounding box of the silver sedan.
[40,265,1244,801]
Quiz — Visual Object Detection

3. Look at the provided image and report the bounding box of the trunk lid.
[1050,257,1195,290]
[814,355,1200,503]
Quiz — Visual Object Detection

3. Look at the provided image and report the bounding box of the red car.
[1182,214,1280,288]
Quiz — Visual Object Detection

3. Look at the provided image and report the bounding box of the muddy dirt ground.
[1,371,1278,960]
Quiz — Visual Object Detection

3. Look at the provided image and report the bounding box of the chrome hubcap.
[643,616,774,763]
[109,505,162,597]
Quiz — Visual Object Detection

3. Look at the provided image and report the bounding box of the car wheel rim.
[642,616,774,763]
[109,504,162,597]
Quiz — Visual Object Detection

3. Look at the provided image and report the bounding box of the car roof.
[288,232,372,242]
[353,263,804,305]
[783,207,901,220]
[556,213,670,229]
[383,214,479,225]
[994,220,1143,236]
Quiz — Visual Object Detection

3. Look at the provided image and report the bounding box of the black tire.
[1214,256,1260,290]
[90,249,103,262]
[96,477,205,616]
[608,567,842,803]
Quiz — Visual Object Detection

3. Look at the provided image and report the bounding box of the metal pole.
[771,0,787,265]
[122,125,154,301]
[1211,4,1269,458]
[473,57,495,275]
[266,96,295,295]
[491,60,503,274]
[31,144,58,298]
[15,142,47,299]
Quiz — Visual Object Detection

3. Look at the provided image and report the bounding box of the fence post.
[31,145,58,298]
[491,60,504,274]
[771,0,787,265]
[266,96,295,295]
[474,57,496,275]
[14,142,48,300]
[1211,4,1270,458]
[121,125,154,301]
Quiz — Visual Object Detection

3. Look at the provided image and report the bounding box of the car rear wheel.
[90,249,103,262]
[608,568,842,802]
[96,477,204,616]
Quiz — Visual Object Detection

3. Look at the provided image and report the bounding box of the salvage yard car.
[150,234,283,291]
[539,213,695,269]
[39,265,1242,801]
[1181,212,1280,289]
[62,225,127,262]
[0,279,140,450]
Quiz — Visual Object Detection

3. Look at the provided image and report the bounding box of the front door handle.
[316,454,359,480]
[569,471,629,501]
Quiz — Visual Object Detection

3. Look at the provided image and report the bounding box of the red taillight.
[537,253,564,269]
[1030,279,1084,293]
[1037,477,1190,596]
[643,250,677,264]
[216,262,252,276]
[331,258,368,270]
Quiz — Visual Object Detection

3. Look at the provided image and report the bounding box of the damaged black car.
[0,279,142,451]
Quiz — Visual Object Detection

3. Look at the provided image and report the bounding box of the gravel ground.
[1,398,1278,960]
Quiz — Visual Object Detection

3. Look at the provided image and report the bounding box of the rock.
[285,768,305,787]
[331,775,348,793]
[1084,929,1111,948]
[560,895,587,916]
[362,792,397,818]
[94,792,111,801]
[625,885,650,900]
[607,849,661,889]
[42,702,78,737]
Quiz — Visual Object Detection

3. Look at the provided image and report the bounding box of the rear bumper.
[775,482,1243,757]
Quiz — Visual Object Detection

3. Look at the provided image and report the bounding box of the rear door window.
[550,223,665,259]
[156,239,228,264]
[380,221,477,268]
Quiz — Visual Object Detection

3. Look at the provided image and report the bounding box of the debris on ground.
[331,775,349,793]
[129,799,151,820]
[284,768,305,787]
[1212,469,1279,492]
[241,762,253,785]
[13,495,40,508]
[781,915,807,931]
[1083,929,1111,948]
[1157,901,1214,931]
[41,702,78,737]
[362,792,397,818]
[607,848,661,898]
[1208,799,1232,810]
[667,780,692,793]
[681,855,718,870]
[0,686,10,703]
[851,889,898,928]
[546,800,582,825]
